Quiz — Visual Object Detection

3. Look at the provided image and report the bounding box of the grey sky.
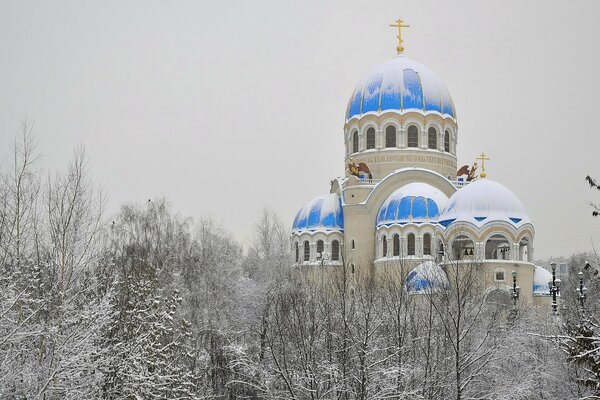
[1,0,599,260]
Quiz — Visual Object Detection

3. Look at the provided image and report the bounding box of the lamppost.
[317,251,329,285]
[576,270,588,312]
[548,262,562,316]
[511,270,520,307]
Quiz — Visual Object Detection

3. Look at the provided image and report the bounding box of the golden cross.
[477,152,490,178]
[389,18,410,54]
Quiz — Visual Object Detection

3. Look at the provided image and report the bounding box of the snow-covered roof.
[292,193,344,234]
[438,179,531,229]
[533,266,552,296]
[377,182,448,227]
[346,54,456,121]
[405,261,449,294]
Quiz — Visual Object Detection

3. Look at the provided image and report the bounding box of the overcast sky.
[1,0,599,260]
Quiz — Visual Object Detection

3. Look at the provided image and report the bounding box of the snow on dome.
[533,266,552,296]
[292,193,344,234]
[377,182,448,227]
[346,54,456,121]
[405,261,449,294]
[438,180,531,229]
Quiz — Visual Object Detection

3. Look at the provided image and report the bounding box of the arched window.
[295,242,299,262]
[382,235,387,257]
[423,233,431,255]
[407,125,418,148]
[444,130,450,152]
[316,240,324,256]
[303,240,310,261]
[366,127,375,149]
[352,239,355,249]
[452,234,474,260]
[428,127,437,149]
[485,234,511,260]
[407,233,415,256]
[331,240,340,261]
[352,130,359,153]
[350,264,355,275]
[393,234,400,256]
[385,126,396,147]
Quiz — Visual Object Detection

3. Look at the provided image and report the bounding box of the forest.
[1,131,600,399]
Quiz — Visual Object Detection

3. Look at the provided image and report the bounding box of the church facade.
[290,23,552,304]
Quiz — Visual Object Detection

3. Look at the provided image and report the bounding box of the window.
[352,239,355,249]
[452,234,474,260]
[350,264,355,275]
[352,131,359,153]
[495,269,505,281]
[485,234,511,260]
[428,127,437,149]
[316,240,324,256]
[444,130,450,152]
[303,240,310,261]
[295,242,299,262]
[393,234,400,256]
[407,125,418,147]
[382,235,387,257]
[385,126,396,147]
[423,233,431,255]
[407,233,415,256]
[331,240,340,261]
[366,127,375,149]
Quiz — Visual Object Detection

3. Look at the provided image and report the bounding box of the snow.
[438,179,532,228]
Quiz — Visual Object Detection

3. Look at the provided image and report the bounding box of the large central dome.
[346,54,456,121]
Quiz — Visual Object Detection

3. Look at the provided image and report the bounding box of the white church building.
[290,21,553,304]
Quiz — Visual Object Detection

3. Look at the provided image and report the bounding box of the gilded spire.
[389,18,410,54]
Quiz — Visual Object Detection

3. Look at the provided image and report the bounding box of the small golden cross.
[389,18,410,54]
[477,152,490,178]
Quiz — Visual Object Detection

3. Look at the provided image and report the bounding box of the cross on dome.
[389,18,410,54]
[477,152,490,178]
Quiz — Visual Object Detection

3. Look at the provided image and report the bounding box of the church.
[290,20,553,304]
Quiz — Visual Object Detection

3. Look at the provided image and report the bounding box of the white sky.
[1,0,599,260]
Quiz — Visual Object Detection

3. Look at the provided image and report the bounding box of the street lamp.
[511,270,520,307]
[548,262,561,316]
[317,251,329,268]
[577,270,588,311]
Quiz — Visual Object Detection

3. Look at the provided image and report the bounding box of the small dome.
[346,54,455,121]
[533,266,552,296]
[438,180,531,228]
[377,182,448,227]
[405,261,449,293]
[292,193,344,234]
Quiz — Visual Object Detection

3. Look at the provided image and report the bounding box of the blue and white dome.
[533,266,552,296]
[405,261,449,293]
[292,193,344,234]
[346,55,456,121]
[438,180,531,229]
[377,182,448,227]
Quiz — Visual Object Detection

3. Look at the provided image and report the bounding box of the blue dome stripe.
[441,87,455,117]
[424,88,442,113]
[307,198,324,228]
[385,198,400,222]
[427,199,440,218]
[411,197,428,220]
[380,71,402,111]
[349,88,363,117]
[402,69,424,111]
[378,206,387,224]
[361,73,384,114]
[296,213,308,230]
[397,197,412,220]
